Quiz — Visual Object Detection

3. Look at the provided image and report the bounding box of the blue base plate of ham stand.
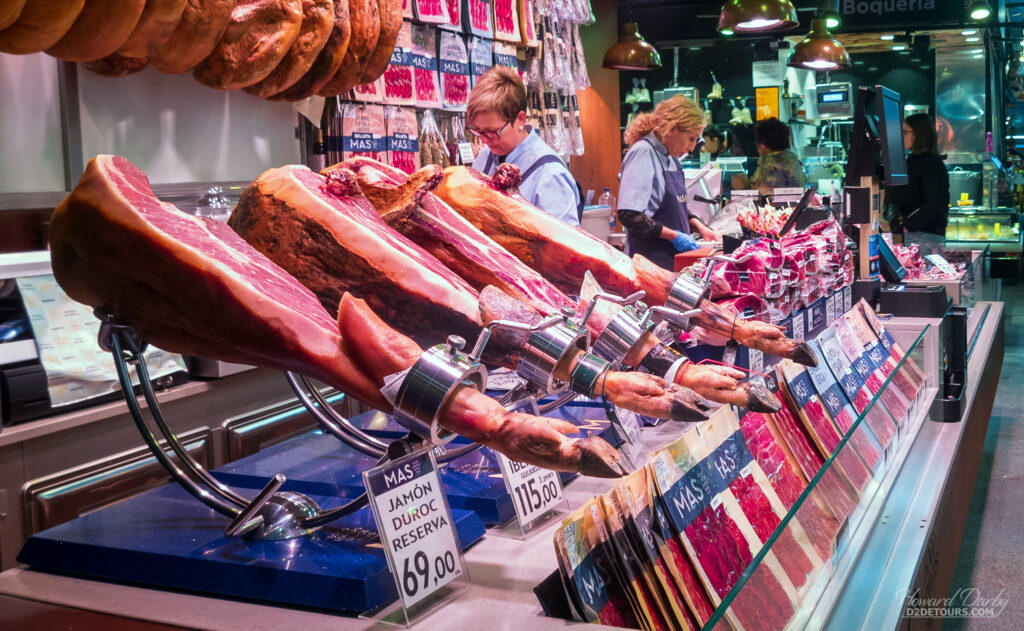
[17,482,486,614]
[212,405,611,527]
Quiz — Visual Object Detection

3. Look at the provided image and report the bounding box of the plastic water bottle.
[598,188,617,232]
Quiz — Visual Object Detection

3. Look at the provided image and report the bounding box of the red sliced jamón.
[729,474,815,593]
[650,494,716,625]
[384,65,413,100]
[493,0,515,34]
[414,67,438,101]
[390,151,417,174]
[469,0,490,31]
[832,406,881,469]
[443,72,467,106]
[739,412,839,561]
[445,0,460,25]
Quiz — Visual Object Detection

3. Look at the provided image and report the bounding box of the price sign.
[749,348,764,375]
[457,141,475,165]
[495,451,566,527]
[364,448,466,609]
[925,254,957,275]
[792,312,805,342]
[826,294,837,325]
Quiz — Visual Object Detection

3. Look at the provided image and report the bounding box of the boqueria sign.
[840,0,967,26]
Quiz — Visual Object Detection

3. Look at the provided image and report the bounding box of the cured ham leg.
[48,155,625,477]
[434,164,816,367]
[328,158,575,316]
[230,164,710,424]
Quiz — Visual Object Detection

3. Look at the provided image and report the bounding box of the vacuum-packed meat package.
[352,77,384,103]
[385,106,420,174]
[833,318,911,424]
[342,103,387,162]
[413,0,450,24]
[411,25,441,108]
[468,36,492,88]
[441,0,462,30]
[382,21,414,106]
[439,31,469,110]
[492,0,520,42]
[518,0,538,48]
[467,0,494,37]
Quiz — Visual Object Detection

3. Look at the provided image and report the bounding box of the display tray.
[16,483,485,614]
[212,405,608,527]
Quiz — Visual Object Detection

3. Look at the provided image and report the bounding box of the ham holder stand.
[90,278,713,542]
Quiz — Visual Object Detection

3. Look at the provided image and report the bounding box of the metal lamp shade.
[718,0,799,33]
[602,22,662,70]
[787,19,851,71]
[969,1,991,20]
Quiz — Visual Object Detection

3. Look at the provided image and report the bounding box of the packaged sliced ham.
[614,468,710,627]
[833,318,911,425]
[441,0,463,31]
[413,0,450,24]
[843,308,919,410]
[439,31,469,110]
[467,0,494,37]
[699,410,824,599]
[468,37,493,87]
[855,299,927,390]
[342,104,387,162]
[411,25,441,108]
[352,77,384,103]
[493,40,517,70]
[492,0,520,42]
[402,0,413,18]
[648,419,798,631]
[385,106,420,174]
[816,326,896,446]
[554,501,641,628]
[518,0,539,48]
[383,21,415,106]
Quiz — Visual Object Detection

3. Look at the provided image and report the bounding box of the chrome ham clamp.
[584,291,700,369]
[663,253,752,322]
[94,311,359,541]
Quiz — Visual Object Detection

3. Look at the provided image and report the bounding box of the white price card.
[486,369,527,391]
[364,448,467,610]
[457,141,475,165]
[792,312,805,342]
[748,348,764,375]
[495,452,566,528]
[826,294,837,325]
[925,254,957,275]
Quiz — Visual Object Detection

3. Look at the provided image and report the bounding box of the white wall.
[0,54,65,193]
[0,53,302,193]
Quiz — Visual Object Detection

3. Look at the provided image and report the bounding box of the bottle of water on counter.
[598,188,617,232]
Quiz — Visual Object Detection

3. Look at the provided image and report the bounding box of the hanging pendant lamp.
[787,18,851,71]
[603,22,662,70]
[719,0,799,33]
[968,1,992,20]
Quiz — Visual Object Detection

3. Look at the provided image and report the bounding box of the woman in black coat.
[886,113,949,253]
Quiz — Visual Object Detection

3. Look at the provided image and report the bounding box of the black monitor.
[845,85,909,187]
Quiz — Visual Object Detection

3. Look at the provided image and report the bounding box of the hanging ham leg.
[230,164,711,424]
[48,155,625,477]
[433,164,815,366]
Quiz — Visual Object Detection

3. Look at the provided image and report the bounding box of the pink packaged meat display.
[468,36,492,88]
[385,106,419,174]
[439,31,469,110]
[467,0,494,37]
[853,299,927,395]
[402,0,413,18]
[412,0,450,24]
[411,25,441,108]
[352,77,384,103]
[699,414,823,598]
[833,317,911,424]
[715,295,771,325]
[441,0,462,30]
[697,254,776,299]
[342,104,387,162]
[649,417,800,631]
[804,340,884,470]
[518,0,539,48]
[382,21,414,106]
[492,0,520,43]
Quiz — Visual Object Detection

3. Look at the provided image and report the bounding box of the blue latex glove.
[671,232,699,253]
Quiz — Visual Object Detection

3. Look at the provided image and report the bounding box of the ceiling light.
[969,1,992,20]
[854,59,865,65]
[892,44,907,51]
[973,54,984,58]
[966,37,981,42]
[972,48,984,54]
[821,10,841,29]
[719,0,799,33]
[869,66,879,71]
[602,22,662,70]
[720,27,735,36]
[787,18,851,71]
[881,34,895,41]
[962,30,977,35]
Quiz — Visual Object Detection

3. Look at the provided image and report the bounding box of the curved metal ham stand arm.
[95,311,368,540]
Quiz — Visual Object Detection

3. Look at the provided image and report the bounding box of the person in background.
[617,95,718,271]
[701,126,730,159]
[886,113,949,252]
[732,117,806,194]
[468,66,580,226]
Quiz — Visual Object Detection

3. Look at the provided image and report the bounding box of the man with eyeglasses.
[467,67,581,226]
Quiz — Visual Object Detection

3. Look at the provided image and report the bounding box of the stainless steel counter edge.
[823,301,1004,630]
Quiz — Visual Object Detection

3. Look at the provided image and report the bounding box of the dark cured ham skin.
[740,412,838,561]
[729,474,815,593]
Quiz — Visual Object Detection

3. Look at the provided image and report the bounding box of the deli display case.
[944,207,1022,279]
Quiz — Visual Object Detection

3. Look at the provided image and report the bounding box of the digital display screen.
[819,91,847,103]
